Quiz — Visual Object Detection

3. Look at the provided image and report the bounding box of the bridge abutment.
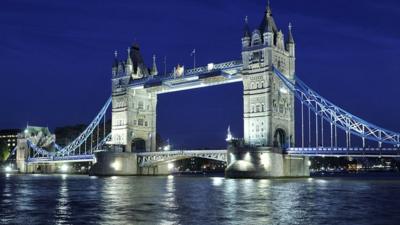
[225,140,309,178]
[90,152,138,176]
[90,151,173,176]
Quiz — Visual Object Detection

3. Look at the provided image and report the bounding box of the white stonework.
[242,7,295,148]
[110,4,296,152]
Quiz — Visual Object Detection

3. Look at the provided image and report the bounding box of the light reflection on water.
[1,174,400,224]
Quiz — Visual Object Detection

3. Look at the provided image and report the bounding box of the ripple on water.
[1,175,400,224]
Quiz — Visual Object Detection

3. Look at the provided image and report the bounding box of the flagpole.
[191,49,196,69]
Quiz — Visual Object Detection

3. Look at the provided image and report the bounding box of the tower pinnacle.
[151,54,158,76]
[243,16,251,38]
[287,22,295,44]
[266,0,272,16]
[113,50,119,68]
[126,47,132,65]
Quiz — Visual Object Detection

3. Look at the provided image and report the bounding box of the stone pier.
[225,140,309,178]
[90,151,172,176]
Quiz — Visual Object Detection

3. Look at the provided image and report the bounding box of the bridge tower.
[226,3,309,178]
[111,44,157,152]
[242,4,295,148]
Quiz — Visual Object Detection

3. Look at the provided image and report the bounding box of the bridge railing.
[137,150,227,167]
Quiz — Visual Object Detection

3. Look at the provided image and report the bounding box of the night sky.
[1,0,400,149]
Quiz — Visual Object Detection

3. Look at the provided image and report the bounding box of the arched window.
[256,104,261,112]
[144,121,148,127]
[251,82,255,89]
[251,104,255,113]
[261,103,265,112]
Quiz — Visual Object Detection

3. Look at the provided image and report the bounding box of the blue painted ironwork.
[273,67,400,148]
[55,97,112,157]
[128,60,242,88]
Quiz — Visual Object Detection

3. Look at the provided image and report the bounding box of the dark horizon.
[1,0,400,148]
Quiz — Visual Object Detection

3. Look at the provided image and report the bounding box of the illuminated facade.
[241,4,295,147]
[110,3,295,153]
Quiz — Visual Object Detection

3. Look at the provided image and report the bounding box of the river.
[1,174,400,224]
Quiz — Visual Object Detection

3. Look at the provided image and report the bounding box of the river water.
[1,174,400,225]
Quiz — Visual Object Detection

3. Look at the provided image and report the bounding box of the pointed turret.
[287,23,295,44]
[125,47,133,75]
[242,16,251,48]
[150,54,158,76]
[112,50,119,77]
[263,12,274,46]
[129,43,149,78]
[286,23,295,57]
[243,16,251,38]
[259,0,278,35]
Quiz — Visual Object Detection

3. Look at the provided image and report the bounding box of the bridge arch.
[131,138,146,152]
[273,128,286,148]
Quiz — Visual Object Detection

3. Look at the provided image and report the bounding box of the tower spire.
[266,0,272,16]
[151,54,158,76]
[243,16,251,38]
[287,22,295,44]
[126,47,132,65]
[113,50,119,67]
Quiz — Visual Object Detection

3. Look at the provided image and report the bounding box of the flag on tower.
[190,49,196,56]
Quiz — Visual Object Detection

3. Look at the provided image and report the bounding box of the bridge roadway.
[287,147,400,158]
[25,147,400,165]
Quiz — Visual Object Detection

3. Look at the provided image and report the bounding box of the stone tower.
[111,44,157,152]
[226,2,308,178]
[241,3,295,149]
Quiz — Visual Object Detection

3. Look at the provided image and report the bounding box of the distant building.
[0,129,21,148]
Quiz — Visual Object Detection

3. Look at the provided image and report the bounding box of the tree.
[0,140,10,163]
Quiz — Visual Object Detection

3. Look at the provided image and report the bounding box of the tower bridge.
[10,3,400,178]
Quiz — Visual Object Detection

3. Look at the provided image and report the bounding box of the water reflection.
[1,175,400,224]
[56,176,71,224]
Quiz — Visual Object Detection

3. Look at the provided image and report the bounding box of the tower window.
[256,104,261,112]
[138,119,144,126]
[138,101,144,110]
